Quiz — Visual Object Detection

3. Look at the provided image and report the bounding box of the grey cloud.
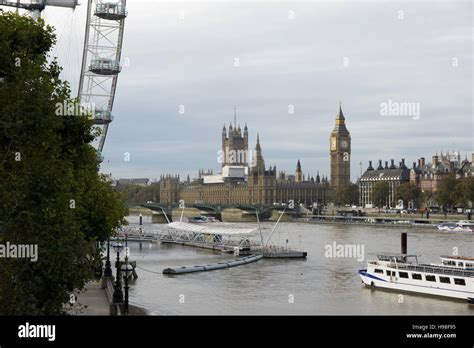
[29,1,472,180]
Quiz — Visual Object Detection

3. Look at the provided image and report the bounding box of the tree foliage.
[456,176,474,207]
[435,175,458,211]
[436,175,474,210]
[115,183,160,204]
[335,183,359,206]
[0,13,127,315]
[395,182,421,208]
[372,182,390,208]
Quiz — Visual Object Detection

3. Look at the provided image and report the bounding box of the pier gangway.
[114,222,262,251]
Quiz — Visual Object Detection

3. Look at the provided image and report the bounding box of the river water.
[124,215,474,315]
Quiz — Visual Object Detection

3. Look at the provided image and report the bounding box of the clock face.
[341,140,348,149]
[331,137,337,151]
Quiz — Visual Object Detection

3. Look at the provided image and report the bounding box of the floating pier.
[162,254,263,275]
[161,239,232,252]
[262,251,307,259]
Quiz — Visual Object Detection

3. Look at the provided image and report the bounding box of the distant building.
[358,159,410,208]
[330,103,351,191]
[221,118,249,167]
[457,153,474,178]
[410,151,473,193]
[160,117,334,205]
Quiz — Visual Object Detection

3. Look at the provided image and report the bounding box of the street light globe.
[112,242,123,253]
[121,263,133,275]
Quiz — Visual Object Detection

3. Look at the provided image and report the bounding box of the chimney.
[417,158,421,168]
[385,161,389,169]
[401,158,406,168]
[368,161,374,171]
[472,153,474,163]
[413,162,416,169]
[420,157,425,167]
[432,155,439,166]
[377,159,383,170]
[390,159,395,169]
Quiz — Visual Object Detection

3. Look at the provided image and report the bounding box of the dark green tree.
[456,176,474,208]
[335,183,359,206]
[395,182,421,208]
[115,182,160,203]
[0,13,127,315]
[372,182,390,209]
[435,175,458,217]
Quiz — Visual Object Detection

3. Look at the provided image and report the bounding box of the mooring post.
[401,232,407,254]
[139,213,143,225]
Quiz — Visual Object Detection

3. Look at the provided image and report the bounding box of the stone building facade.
[410,151,473,192]
[330,103,351,191]
[358,159,410,208]
[221,120,249,167]
[159,112,339,206]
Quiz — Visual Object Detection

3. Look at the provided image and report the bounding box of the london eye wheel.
[0,0,128,162]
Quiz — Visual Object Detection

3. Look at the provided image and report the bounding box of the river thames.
[124,215,474,315]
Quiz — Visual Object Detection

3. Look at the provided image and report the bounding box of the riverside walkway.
[67,281,111,315]
[67,280,147,315]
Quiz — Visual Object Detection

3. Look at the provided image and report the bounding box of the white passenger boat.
[188,216,218,223]
[457,220,474,230]
[358,253,474,301]
[437,222,473,232]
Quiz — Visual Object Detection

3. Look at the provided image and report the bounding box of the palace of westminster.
[145,103,473,208]
[159,105,352,206]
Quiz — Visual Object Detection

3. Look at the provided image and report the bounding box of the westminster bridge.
[127,202,309,223]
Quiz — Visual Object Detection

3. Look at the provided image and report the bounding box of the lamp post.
[104,238,113,277]
[94,240,103,278]
[122,233,129,314]
[112,242,124,304]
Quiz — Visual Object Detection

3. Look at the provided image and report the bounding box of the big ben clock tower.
[330,102,351,190]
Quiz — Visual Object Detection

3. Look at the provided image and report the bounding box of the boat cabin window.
[425,275,436,282]
[412,273,422,280]
[439,276,451,284]
[386,270,395,276]
[458,262,464,267]
[405,256,418,264]
[442,260,456,266]
[377,255,417,264]
[377,255,392,262]
[399,272,409,278]
[466,263,474,268]
[378,255,405,263]
[374,269,383,274]
[454,278,466,286]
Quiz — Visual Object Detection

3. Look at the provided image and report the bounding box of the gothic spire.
[337,100,345,120]
[233,106,237,127]
[296,159,301,172]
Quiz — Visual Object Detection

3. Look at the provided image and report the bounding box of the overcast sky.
[21,1,474,181]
